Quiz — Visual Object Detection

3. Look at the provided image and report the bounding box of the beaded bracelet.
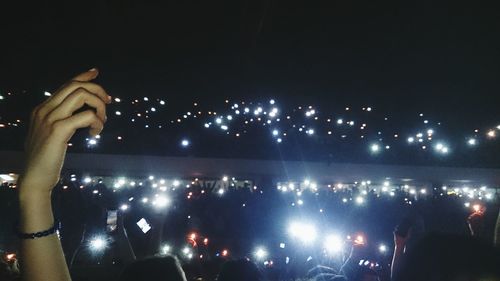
[17,221,60,239]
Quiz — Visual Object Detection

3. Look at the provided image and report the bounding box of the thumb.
[71,68,99,82]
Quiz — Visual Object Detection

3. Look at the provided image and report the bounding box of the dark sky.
[1,0,500,167]
[2,0,499,104]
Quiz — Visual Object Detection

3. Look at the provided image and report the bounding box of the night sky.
[1,0,500,167]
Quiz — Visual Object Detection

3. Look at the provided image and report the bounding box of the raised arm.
[18,69,110,281]
[495,208,500,247]
[391,230,410,281]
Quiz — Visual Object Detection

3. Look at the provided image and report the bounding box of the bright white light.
[487,130,496,138]
[288,222,317,244]
[221,125,228,130]
[337,119,343,125]
[269,108,279,117]
[161,244,171,254]
[468,138,477,146]
[306,129,314,135]
[434,143,449,154]
[355,196,364,205]
[218,189,225,195]
[44,91,52,97]
[137,218,152,233]
[83,177,92,184]
[89,236,107,251]
[160,100,165,105]
[407,137,415,143]
[254,248,268,260]
[182,247,193,259]
[0,174,15,181]
[152,196,170,208]
[272,129,279,136]
[181,139,190,147]
[216,118,222,124]
[379,244,387,253]
[370,144,380,153]
[270,99,275,104]
[324,234,343,254]
[88,138,98,146]
[120,204,129,211]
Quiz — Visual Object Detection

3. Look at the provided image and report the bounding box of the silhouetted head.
[399,233,500,281]
[119,255,186,281]
[217,259,262,281]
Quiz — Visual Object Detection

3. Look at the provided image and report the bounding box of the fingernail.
[88,67,98,72]
[107,96,112,103]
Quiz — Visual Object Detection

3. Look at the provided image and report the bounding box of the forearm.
[17,69,106,281]
[495,209,500,247]
[391,246,404,280]
[19,188,71,281]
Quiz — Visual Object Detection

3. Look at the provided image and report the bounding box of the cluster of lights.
[4,170,496,268]
[2,91,500,157]
[6,172,494,216]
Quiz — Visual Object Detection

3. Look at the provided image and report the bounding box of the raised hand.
[19,69,110,195]
[393,229,411,250]
[18,69,111,281]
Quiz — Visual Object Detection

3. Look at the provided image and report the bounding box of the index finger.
[72,68,99,82]
[55,81,111,105]
[37,81,111,119]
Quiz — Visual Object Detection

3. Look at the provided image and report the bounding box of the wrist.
[18,188,52,206]
[18,191,54,233]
